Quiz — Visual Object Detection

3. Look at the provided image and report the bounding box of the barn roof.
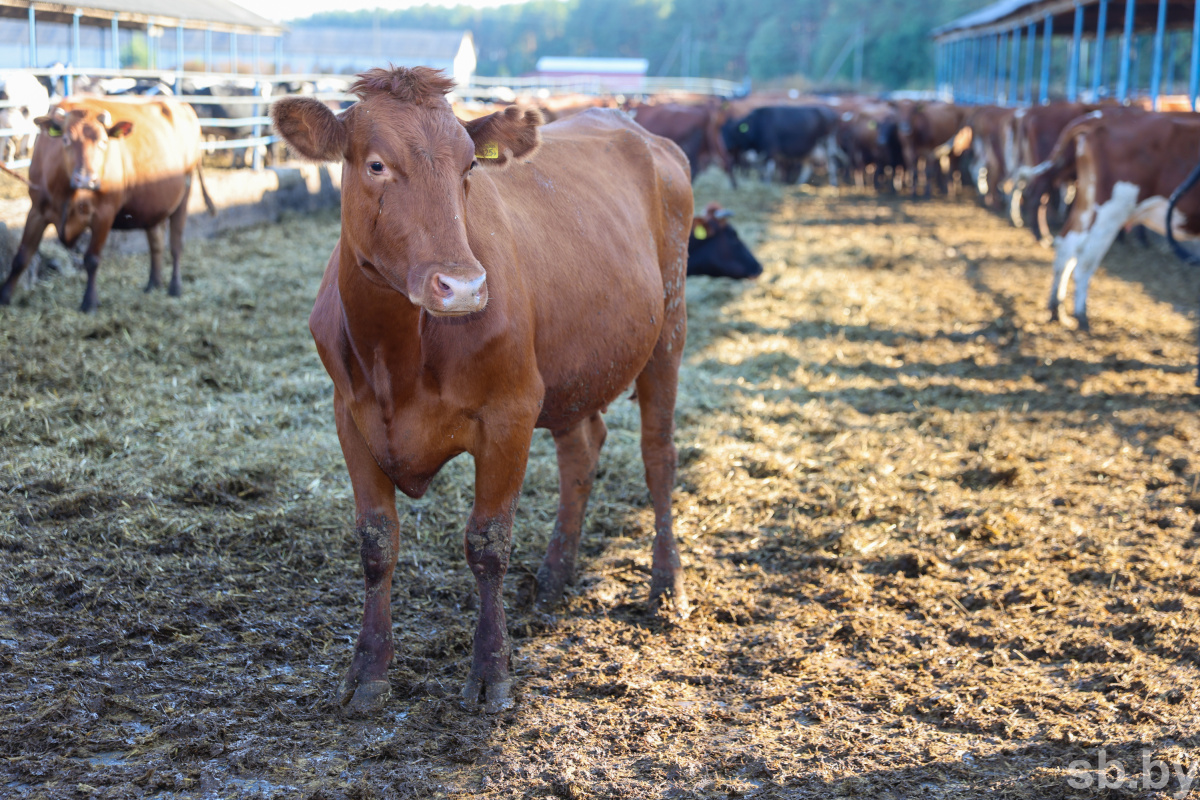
[0,0,282,35]
[932,0,1197,40]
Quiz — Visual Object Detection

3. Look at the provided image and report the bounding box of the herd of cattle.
[2,63,1199,715]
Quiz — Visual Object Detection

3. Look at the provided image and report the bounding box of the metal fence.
[0,66,739,172]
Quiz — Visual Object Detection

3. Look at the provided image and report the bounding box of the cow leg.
[462,434,532,714]
[1049,231,1084,325]
[144,222,165,292]
[333,391,399,715]
[535,412,608,609]
[1071,182,1140,332]
[167,182,191,297]
[0,209,50,305]
[636,303,688,618]
[79,222,112,313]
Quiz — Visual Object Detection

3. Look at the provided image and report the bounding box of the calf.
[687,204,762,279]
[0,97,213,311]
[272,67,693,715]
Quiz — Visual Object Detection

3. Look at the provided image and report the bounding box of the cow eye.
[470,159,477,171]
[368,161,385,175]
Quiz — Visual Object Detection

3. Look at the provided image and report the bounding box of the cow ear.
[272,96,347,162]
[34,115,61,136]
[462,105,543,168]
[107,120,134,138]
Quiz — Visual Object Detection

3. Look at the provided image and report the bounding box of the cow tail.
[195,164,217,216]
[1020,135,1075,243]
[1166,152,1200,266]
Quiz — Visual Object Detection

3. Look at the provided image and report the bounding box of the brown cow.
[629,100,731,183]
[1020,110,1200,330]
[271,67,693,715]
[892,100,969,196]
[1006,102,1099,229]
[0,96,212,312]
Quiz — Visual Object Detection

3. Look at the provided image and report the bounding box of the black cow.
[687,204,762,279]
[722,105,840,184]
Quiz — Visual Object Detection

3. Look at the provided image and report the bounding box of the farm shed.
[279,27,475,84]
[0,0,282,79]
[533,56,650,92]
[932,0,1199,109]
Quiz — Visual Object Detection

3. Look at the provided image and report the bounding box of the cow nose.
[429,271,487,314]
[70,172,98,190]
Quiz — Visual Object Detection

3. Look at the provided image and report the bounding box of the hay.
[1,170,1198,798]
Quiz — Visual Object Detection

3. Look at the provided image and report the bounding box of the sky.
[235,0,525,24]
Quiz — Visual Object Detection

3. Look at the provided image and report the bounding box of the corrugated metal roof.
[932,0,1198,38]
[0,0,281,34]
[931,0,1033,36]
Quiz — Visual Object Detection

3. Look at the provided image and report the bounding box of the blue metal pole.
[1025,21,1037,102]
[1092,0,1109,97]
[1149,0,1168,108]
[1068,3,1084,101]
[1041,16,1053,104]
[1011,26,1022,103]
[1192,0,1200,110]
[28,6,37,69]
[1118,0,1135,101]
[998,31,1008,103]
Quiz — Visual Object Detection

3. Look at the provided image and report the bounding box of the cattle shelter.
[0,0,282,85]
[933,0,1199,109]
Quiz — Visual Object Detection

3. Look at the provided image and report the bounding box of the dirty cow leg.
[0,209,49,305]
[333,392,400,715]
[536,412,608,609]
[145,222,165,292]
[167,176,191,297]
[637,302,688,618]
[463,434,532,713]
[80,221,112,313]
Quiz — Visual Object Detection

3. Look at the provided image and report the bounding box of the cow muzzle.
[413,266,488,316]
[70,171,100,191]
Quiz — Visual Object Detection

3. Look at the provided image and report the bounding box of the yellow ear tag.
[47,128,61,137]
[476,142,499,159]
[693,223,708,241]
[738,123,749,133]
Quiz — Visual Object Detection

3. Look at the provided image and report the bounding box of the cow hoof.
[1076,316,1091,334]
[79,300,98,314]
[168,281,182,298]
[533,563,569,610]
[462,673,514,714]
[144,280,160,293]
[338,677,391,716]
[648,571,690,620]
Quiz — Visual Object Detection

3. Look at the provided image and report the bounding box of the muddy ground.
[2,170,1199,799]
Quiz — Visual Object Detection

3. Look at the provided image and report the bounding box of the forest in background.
[295,0,990,90]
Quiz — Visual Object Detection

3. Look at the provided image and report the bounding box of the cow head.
[272,67,543,317]
[35,106,133,245]
[687,204,762,280]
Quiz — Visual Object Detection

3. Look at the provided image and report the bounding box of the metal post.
[28,6,36,69]
[230,31,237,74]
[1150,0,1168,108]
[1041,16,1053,104]
[1192,0,1200,110]
[111,16,119,70]
[1068,3,1084,101]
[1118,0,1135,101]
[1025,21,1037,102]
[205,28,212,73]
[1011,26,1022,103]
[1092,0,1109,97]
[997,31,1008,103]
